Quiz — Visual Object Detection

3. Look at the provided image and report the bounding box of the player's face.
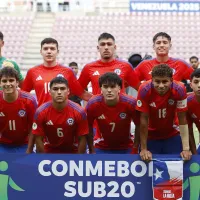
[40,43,59,63]
[153,36,171,56]
[70,65,78,76]
[0,76,18,94]
[190,77,200,96]
[101,83,120,101]
[97,38,116,60]
[152,76,172,95]
[190,59,199,70]
[50,83,69,103]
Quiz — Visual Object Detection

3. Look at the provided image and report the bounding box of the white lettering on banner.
[130,2,200,11]
[64,181,135,198]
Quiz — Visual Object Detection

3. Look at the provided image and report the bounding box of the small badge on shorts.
[57,74,64,77]
[67,118,74,125]
[18,110,26,117]
[137,100,142,107]
[114,69,121,75]
[168,99,174,105]
[119,112,126,119]
[32,122,37,130]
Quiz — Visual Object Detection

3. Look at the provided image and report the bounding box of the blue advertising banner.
[129,1,200,12]
[0,154,199,200]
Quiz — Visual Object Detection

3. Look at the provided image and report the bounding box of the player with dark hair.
[86,72,140,154]
[32,77,88,153]
[0,31,23,87]
[0,67,37,153]
[134,32,193,82]
[189,56,199,70]
[187,68,200,154]
[136,64,191,161]
[22,37,92,106]
[78,32,140,95]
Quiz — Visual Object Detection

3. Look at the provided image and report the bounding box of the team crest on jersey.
[114,69,121,75]
[18,110,26,117]
[137,100,142,107]
[67,118,74,125]
[32,123,37,130]
[119,113,126,119]
[57,74,64,77]
[168,99,174,105]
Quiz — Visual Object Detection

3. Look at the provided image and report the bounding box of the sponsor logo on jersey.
[92,71,100,76]
[114,69,121,75]
[0,112,5,117]
[67,118,74,125]
[32,122,37,130]
[98,114,105,119]
[137,100,142,107]
[149,102,156,107]
[168,99,174,105]
[119,112,126,119]
[36,75,42,81]
[57,74,64,77]
[18,110,26,117]
[46,120,53,125]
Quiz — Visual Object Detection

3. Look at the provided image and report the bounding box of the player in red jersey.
[78,32,140,95]
[22,38,92,106]
[86,72,140,154]
[32,77,88,153]
[136,64,191,161]
[187,69,200,154]
[0,67,37,153]
[134,32,193,82]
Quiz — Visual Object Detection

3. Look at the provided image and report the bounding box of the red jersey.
[22,64,84,106]
[86,93,139,150]
[78,59,140,95]
[187,93,200,131]
[0,91,37,145]
[32,100,88,153]
[136,80,187,140]
[134,57,193,81]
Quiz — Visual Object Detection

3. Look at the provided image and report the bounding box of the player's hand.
[140,149,152,161]
[180,150,192,161]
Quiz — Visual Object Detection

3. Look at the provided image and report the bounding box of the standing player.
[22,38,91,106]
[78,32,140,95]
[0,31,23,87]
[32,77,88,153]
[187,69,200,154]
[0,67,37,153]
[86,72,140,154]
[134,32,193,82]
[136,64,191,161]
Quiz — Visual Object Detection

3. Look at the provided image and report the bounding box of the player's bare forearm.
[35,136,44,153]
[177,111,187,125]
[78,135,87,154]
[140,113,149,150]
[80,91,93,101]
[189,126,197,154]
[87,127,95,154]
[26,133,35,154]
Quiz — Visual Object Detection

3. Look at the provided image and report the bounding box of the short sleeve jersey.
[86,93,139,150]
[32,100,88,153]
[136,80,187,139]
[78,59,140,95]
[0,91,37,145]
[22,64,84,106]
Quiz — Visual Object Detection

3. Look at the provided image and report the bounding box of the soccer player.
[22,38,92,106]
[86,72,140,154]
[136,64,191,161]
[78,32,140,95]
[134,32,193,82]
[0,31,23,87]
[187,69,200,154]
[32,77,88,153]
[0,67,37,153]
[189,56,199,70]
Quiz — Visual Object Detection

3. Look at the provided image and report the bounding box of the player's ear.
[169,43,172,49]
[97,45,99,51]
